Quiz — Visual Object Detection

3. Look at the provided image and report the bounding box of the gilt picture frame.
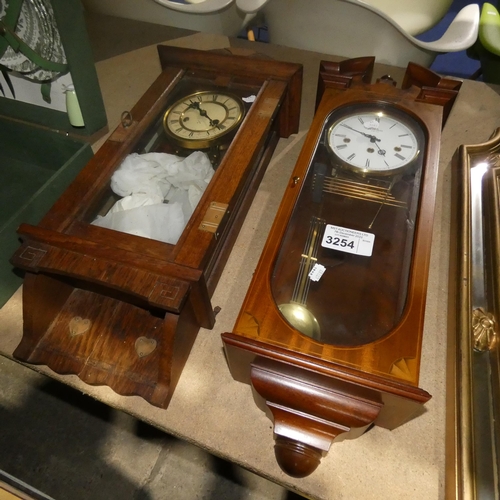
[447,129,500,499]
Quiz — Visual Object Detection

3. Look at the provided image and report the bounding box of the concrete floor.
[0,356,302,499]
[0,13,304,500]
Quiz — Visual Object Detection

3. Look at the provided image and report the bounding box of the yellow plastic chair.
[466,2,500,82]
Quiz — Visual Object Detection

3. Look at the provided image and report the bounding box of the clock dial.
[327,110,420,176]
[163,91,245,149]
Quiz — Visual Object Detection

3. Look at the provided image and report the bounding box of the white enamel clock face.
[327,110,420,176]
[163,90,245,149]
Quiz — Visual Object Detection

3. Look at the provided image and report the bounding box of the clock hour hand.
[187,101,201,110]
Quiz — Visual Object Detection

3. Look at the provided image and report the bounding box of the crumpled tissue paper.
[92,151,214,244]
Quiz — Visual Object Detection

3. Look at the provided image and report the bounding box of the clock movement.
[222,57,462,477]
[10,46,302,408]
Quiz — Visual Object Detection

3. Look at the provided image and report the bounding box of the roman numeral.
[348,153,356,160]
[395,153,405,160]
[337,144,348,149]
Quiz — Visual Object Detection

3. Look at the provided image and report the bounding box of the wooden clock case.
[222,58,462,477]
[10,46,302,409]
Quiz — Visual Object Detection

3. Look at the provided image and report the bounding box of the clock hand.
[374,141,386,156]
[197,107,220,128]
[368,177,396,229]
[187,101,220,128]
[342,124,380,142]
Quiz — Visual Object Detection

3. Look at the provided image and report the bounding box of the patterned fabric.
[0,0,66,81]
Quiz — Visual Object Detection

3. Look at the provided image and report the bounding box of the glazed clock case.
[222,57,462,477]
[10,46,302,409]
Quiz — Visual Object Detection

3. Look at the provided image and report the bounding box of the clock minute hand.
[188,101,220,127]
[341,124,380,142]
[374,141,386,156]
[198,107,220,127]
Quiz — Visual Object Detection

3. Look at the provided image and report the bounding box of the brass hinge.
[199,201,229,234]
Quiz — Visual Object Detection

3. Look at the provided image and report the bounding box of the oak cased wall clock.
[10,46,302,409]
[222,57,462,477]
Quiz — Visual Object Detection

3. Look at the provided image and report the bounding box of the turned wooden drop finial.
[274,437,323,478]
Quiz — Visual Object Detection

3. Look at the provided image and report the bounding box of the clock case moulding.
[9,45,303,409]
[446,130,500,499]
[222,57,462,478]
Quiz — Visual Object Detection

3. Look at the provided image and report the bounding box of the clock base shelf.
[223,333,431,477]
[13,274,200,409]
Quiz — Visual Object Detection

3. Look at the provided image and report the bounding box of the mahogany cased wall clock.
[222,57,462,477]
[10,46,302,409]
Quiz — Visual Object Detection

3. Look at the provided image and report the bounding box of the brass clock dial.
[163,90,245,149]
[326,106,420,176]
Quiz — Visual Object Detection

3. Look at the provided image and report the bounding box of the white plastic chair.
[236,0,480,68]
[361,0,454,36]
[82,0,247,36]
[153,0,234,13]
